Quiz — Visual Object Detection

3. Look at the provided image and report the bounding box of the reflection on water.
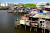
[0,10,17,33]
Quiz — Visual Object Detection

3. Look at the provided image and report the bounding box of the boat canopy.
[32,14,50,19]
[44,15,50,19]
[33,14,41,18]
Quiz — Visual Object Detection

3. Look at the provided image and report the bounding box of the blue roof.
[32,13,50,15]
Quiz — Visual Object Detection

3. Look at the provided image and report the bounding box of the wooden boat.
[45,6,50,11]
[8,11,13,13]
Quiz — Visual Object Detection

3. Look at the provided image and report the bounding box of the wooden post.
[42,29,43,33]
[19,24,21,28]
[38,18,41,28]
[34,28,35,31]
[49,31,50,33]
[25,24,26,30]
[36,28,37,32]
[30,26,32,32]
[30,22,32,32]
[19,20,21,28]
[34,27,37,33]
[44,29,45,33]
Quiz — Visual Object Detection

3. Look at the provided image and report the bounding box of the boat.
[8,11,13,13]
[45,6,50,11]
[45,8,50,11]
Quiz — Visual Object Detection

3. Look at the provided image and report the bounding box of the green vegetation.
[14,3,36,8]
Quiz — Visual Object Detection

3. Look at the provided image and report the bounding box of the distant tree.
[24,4,36,8]
[14,3,36,8]
[14,4,17,6]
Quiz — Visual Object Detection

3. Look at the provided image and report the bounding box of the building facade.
[0,3,16,7]
[36,2,50,8]
[36,2,47,7]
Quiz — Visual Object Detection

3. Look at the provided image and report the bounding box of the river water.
[0,10,17,33]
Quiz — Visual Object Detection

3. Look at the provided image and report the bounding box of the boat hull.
[45,8,50,11]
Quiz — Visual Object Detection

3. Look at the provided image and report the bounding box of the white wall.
[0,3,15,7]
[36,2,47,7]
[6,3,8,6]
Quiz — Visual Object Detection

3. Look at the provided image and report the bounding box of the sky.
[0,0,50,4]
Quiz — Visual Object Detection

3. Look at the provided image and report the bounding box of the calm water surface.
[0,10,17,33]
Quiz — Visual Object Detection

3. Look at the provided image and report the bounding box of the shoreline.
[0,9,12,10]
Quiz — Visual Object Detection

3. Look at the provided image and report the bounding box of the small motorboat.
[8,11,13,13]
